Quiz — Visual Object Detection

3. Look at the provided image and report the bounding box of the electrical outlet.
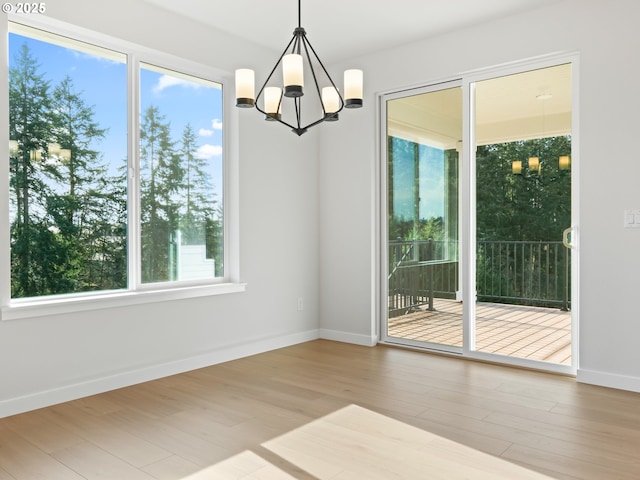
[297,297,304,311]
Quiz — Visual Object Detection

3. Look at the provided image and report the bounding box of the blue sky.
[9,31,224,195]
[392,138,445,221]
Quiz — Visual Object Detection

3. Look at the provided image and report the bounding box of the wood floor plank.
[502,443,640,480]
[377,409,512,457]
[38,402,174,468]
[484,411,640,464]
[178,451,297,480]
[141,454,201,480]
[101,384,186,419]
[0,339,639,479]
[52,441,158,480]
[0,467,15,480]
[0,424,85,480]
[105,408,238,468]
[418,405,640,470]
[2,409,85,454]
[264,404,551,480]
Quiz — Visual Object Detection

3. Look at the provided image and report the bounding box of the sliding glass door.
[472,64,573,365]
[380,58,577,373]
[383,83,463,353]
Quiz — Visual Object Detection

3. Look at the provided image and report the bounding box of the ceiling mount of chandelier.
[235,0,363,136]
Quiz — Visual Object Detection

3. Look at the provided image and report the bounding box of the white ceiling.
[143,0,561,63]
[143,0,571,144]
[388,63,572,147]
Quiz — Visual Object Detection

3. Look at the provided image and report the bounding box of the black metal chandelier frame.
[237,0,361,136]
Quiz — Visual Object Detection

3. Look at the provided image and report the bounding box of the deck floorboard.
[388,299,572,365]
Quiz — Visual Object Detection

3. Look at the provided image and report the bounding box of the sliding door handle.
[563,227,573,249]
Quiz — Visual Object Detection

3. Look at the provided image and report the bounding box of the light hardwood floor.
[0,340,639,479]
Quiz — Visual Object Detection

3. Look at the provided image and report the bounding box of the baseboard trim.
[577,368,640,393]
[319,328,377,347]
[0,329,320,419]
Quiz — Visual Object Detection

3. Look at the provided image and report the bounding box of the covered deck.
[387,298,571,365]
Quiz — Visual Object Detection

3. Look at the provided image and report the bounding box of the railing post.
[395,238,402,267]
[428,238,435,311]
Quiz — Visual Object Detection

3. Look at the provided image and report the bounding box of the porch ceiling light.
[528,156,541,174]
[512,160,522,175]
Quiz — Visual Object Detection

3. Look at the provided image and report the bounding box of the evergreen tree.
[178,123,216,244]
[139,105,177,282]
[9,43,53,297]
[476,136,571,242]
[475,136,572,303]
[10,45,126,297]
[85,167,128,291]
[49,75,126,292]
[178,124,223,276]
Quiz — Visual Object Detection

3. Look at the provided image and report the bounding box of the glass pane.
[9,26,127,298]
[386,86,462,350]
[474,64,572,364]
[139,64,224,284]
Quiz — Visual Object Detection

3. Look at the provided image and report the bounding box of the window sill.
[0,282,246,321]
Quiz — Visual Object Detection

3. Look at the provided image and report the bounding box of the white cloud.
[153,75,201,94]
[196,144,223,159]
[71,50,121,66]
[199,128,213,137]
[212,118,223,130]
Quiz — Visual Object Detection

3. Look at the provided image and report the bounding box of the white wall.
[3,0,639,417]
[0,0,321,416]
[319,0,640,391]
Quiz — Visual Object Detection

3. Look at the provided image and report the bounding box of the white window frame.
[0,15,244,321]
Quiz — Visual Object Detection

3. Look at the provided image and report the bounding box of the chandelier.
[235,0,363,136]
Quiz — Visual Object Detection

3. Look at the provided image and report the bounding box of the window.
[8,25,128,298]
[3,20,240,318]
[139,64,224,285]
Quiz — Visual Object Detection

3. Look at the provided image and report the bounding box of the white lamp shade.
[283,54,304,87]
[322,86,340,113]
[283,54,304,98]
[559,155,571,170]
[344,69,363,107]
[9,140,18,155]
[235,69,255,106]
[528,156,540,172]
[264,87,282,115]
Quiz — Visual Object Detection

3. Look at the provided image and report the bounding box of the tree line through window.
[8,25,224,300]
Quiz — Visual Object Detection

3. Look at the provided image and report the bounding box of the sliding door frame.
[377,52,580,375]
[378,80,463,354]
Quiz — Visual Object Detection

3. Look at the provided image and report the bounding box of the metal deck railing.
[388,239,570,318]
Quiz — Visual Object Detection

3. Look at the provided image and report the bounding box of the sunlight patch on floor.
[180,450,295,479]
[182,404,552,479]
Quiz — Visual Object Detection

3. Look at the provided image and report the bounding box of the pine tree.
[178,124,216,244]
[476,136,571,242]
[140,105,177,282]
[10,44,126,297]
[179,123,224,277]
[49,75,126,292]
[9,43,53,297]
